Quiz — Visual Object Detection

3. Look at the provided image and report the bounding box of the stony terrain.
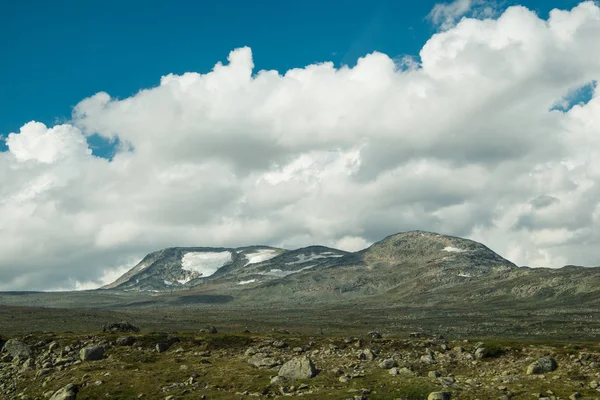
[3,324,600,399]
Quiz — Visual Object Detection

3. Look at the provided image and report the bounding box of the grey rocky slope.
[102,245,287,291]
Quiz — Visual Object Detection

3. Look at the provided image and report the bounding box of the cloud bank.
[1,2,600,290]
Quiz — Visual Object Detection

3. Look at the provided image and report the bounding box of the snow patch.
[177,277,193,285]
[443,246,467,253]
[245,249,279,265]
[238,279,257,285]
[181,251,232,277]
[262,265,316,277]
[163,280,174,286]
[287,253,343,265]
[458,273,472,278]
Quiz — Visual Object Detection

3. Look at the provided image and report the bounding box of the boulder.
[428,392,451,400]
[199,326,218,334]
[80,346,104,361]
[368,331,382,339]
[50,383,79,400]
[398,367,414,376]
[420,354,435,364]
[358,349,376,361]
[526,357,558,375]
[116,336,136,346]
[3,339,32,358]
[474,347,487,359]
[247,353,281,368]
[102,321,140,333]
[156,342,170,353]
[278,356,317,380]
[378,358,398,369]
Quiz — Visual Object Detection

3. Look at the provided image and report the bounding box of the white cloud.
[2,2,600,290]
[429,0,498,30]
[6,121,91,163]
[334,236,372,252]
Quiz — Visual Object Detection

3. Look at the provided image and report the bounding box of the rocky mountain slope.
[102,245,286,291]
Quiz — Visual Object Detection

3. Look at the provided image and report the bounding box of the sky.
[0,0,599,290]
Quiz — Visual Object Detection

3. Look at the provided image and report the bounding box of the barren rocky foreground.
[2,323,600,400]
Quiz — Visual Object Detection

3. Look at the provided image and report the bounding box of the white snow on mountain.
[443,246,467,253]
[238,279,257,285]
[177,276,193,285]
[181,251,232,277]
[262,265,316,277]
[245,249,279,265]
[287,252,343,265]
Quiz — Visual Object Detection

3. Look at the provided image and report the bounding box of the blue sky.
[0,0,585,157]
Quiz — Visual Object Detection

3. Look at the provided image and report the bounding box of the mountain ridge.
[103,230,517,293]
[98,230,600,310]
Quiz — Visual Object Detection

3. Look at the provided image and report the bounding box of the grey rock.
[199,326,217,334]
[358,349,375,361]
[378,358,398,369]
[428,392,451,400]
[421,354,435,363]
[474,347,487,359]
[116,336,136,346]
[156,342,170,353]
[247,353,281,368]
[3,339,32,358]
[50,383,78,400]
[527,357,558,375]
[278,356,317,380]
[79,346,104,361]
[102,322,140,333]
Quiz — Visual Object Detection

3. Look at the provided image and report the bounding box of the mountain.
[103,230,515,295]
[102,230,600,309]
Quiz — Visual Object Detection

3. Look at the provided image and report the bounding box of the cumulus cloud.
[2,2,600,290]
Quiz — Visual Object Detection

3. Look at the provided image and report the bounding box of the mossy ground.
[7,332,600,400]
